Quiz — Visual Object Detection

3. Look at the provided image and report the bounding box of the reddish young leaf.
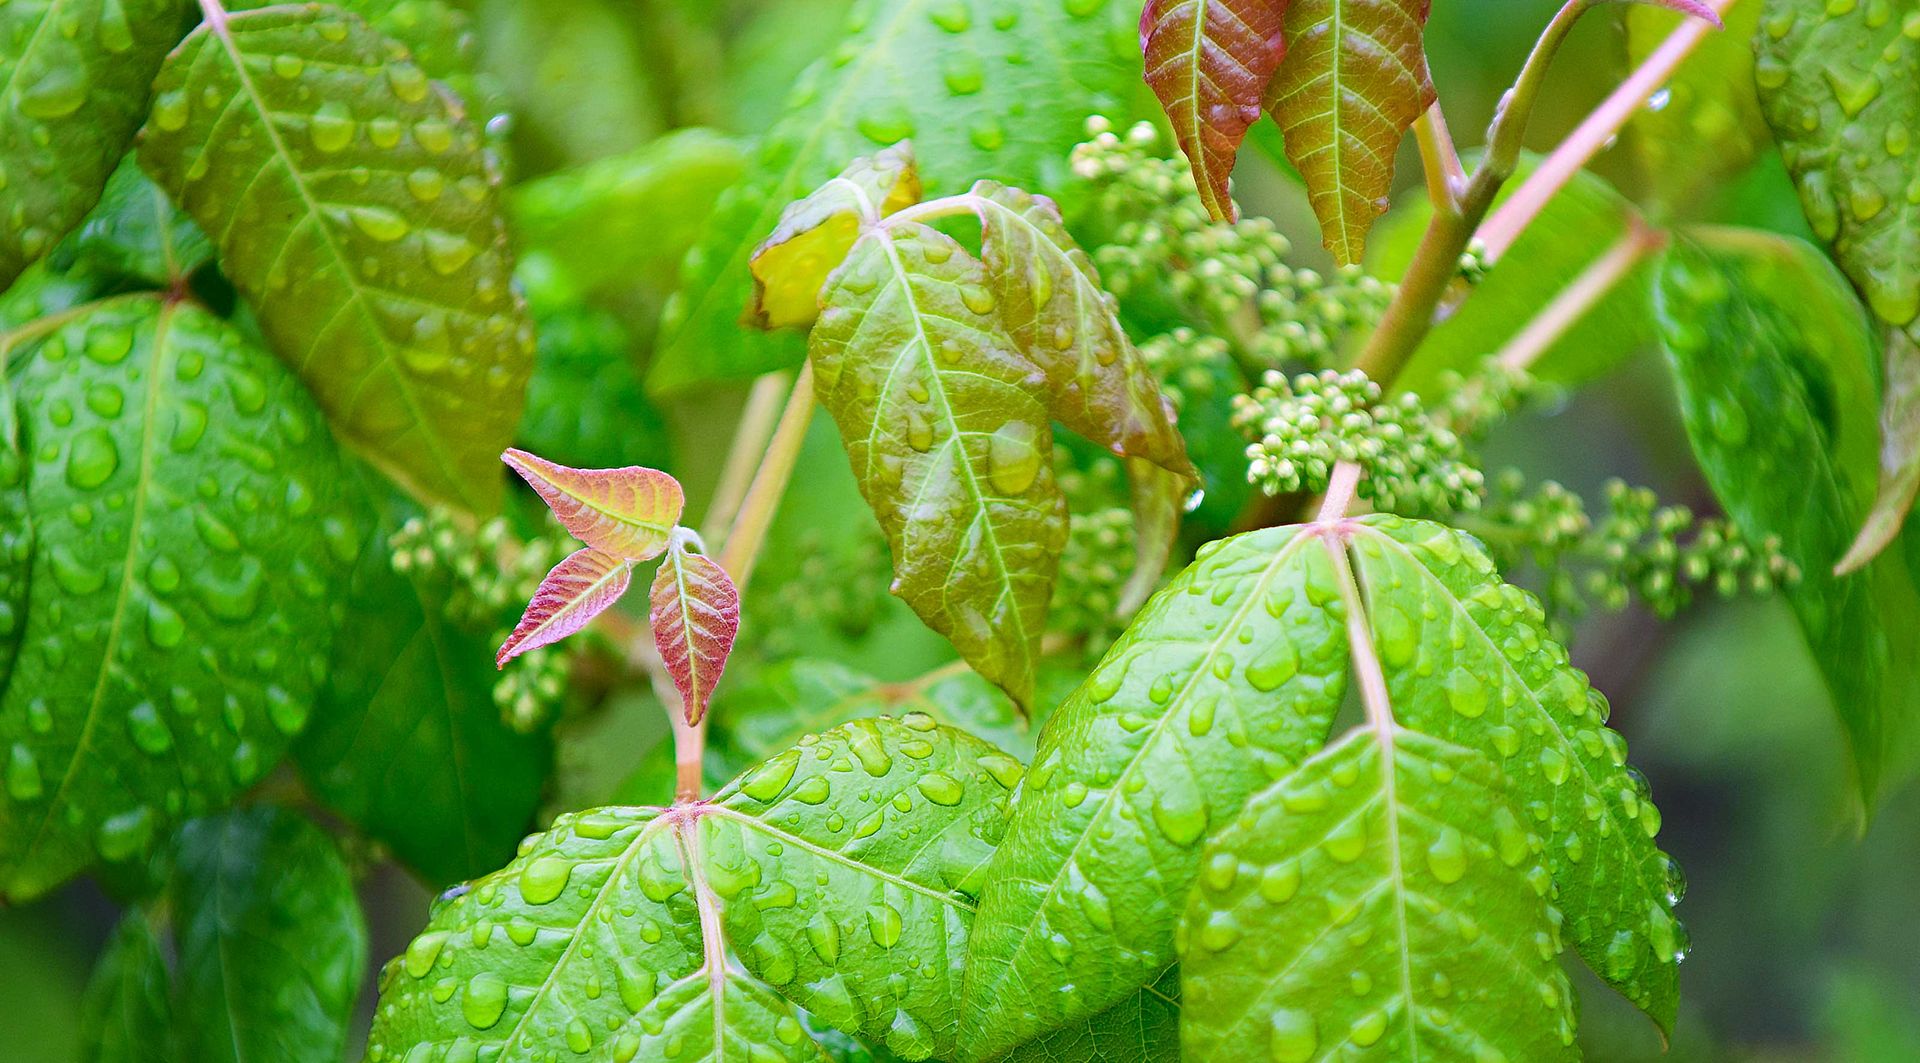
[496,548,633,667]
[1140,0,1291,222]
[650,541,741,724]
[502,448,684,560]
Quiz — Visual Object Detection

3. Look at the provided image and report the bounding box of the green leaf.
[705,715,1021,1059]
[173,806,367,1063]
[1839,328,1920,573]
[1656,229,1920,804]
[995,969,1181,1063]
[750,141,922,330]
[295,511,553,886]
[959,526,1350,1059]
[963,181,1195,477]
[1264,0,1435,265]
[1177,727,1578,1060]
[0,298,360,902]
[1368,158,1655,398]
[809,222,1067,713]
[1755,0,1920,331]
[1345,516,1683,1031]
[511,128,748,303]
[1138,0,1290,222]
[137,4,535,512]
[231,0,499,115]
[651,0,1144,392]
[80,909,173,1063]
[515,295,672,473]
[1624,0,1767,214]
[0,0,186,290]
[0,365,30,698]
[54,155,213,288]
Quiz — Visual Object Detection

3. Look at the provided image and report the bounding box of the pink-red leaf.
[502,448,684,560]
[650,544,741,724]
[496,548,632,667]
[1141,0,1291,222]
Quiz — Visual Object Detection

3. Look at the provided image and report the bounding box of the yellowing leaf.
[497,547,633,667]
[502,448,684,560]
[750,141,922,330]
[1140,0,1291,222]
[1265,0,1435,265]
[649,542,741,725]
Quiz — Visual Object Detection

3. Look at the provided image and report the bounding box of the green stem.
[701,370,792,543]
[717,361,816,589]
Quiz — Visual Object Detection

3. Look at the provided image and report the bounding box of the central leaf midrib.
[705,805,976,912]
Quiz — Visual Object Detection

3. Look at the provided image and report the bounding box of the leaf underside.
[137,5,535,513]
[0,298,358,902]
[0,0,184,290]
[650,545,741,724]
[1266,0,1435,265]
[809,222,1067,714]
[1140,0,1290,222]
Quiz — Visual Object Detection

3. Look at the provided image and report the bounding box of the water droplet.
[1426,826,1467,883]
[1323,814,1367,862]
[6,744,42,800]
[423,231,477,275]
[519,855,572,904]
[20,61,87,119]
[65,428,118,489]
[309,101,356,152]
[806,912,841,963]
[126,702,173,755]
[349,206,410,242]
[1268,1007,1317,1062]
[916,771,964,806]
[97,806,154,862]
[867,903,903,948]
[406,167,446,202]
[1349,1009,1387,1047]
[152,89,190,132]
[388,63,431,103]
[405,931,447,978]
[741,751,799,801]
[462,972,508,1029]
[986,422,1041,494]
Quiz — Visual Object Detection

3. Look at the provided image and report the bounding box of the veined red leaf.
[502,448,683,560]
[1140,0,1291,222]
[749,142,922,330]
[650,542,741,724]
[1266,0,1436,265]
[496,548,632,667]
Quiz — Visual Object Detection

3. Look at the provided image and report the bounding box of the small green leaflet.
[296,511,554,886]
[137,3,535,513]
[1265,0,1435,265]
[173,807,367,1063]
[1180,728,1576,1060]
[1657,231,1920,805]
[0,298,360,902]
[56,156,213,288]
[810,218,1066,715]
[0,0,186,291]
[650,0,1143,392]
[1755,0,1920,331]
[1139,0,1291,222]
[365,716,1013,1062]
[80,909,173,1063]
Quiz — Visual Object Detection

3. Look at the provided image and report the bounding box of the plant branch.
[1414,104,1467,213]
[1494,216,1667,373]
[717,361,816,590]
[701,370,792,542]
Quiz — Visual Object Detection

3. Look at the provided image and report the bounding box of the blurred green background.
[4,0,1915,1060]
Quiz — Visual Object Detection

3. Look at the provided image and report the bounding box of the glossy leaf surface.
[1139,0,1290,222]
[959,526,1350,1057]
[964,182,1194,477]
[296,513,552,886]
[1180,727,1576,1060]
[996,970,1181,1063]
[503,448,683,560]
[174,807,367,1063]
[706,716,1019,1059]
[498,546,631,667]
[1756,0,1920,331]
[0,366,29,698]
[57,155,212,288]
[1839,328,1920,573]
[80,909,173,1063]
[0,298,358,901]
[0,0,185,290]
[1657,231,1920,804]
[651,0,1142,391]
[1265,0,1434,264]
[810,222,1067,714]
[751,141,922,330]
[650,542,740,724]
[138,5,535,512]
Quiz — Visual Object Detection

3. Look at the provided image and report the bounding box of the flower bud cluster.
[1048,505,1136,653]
[749,524,891,659]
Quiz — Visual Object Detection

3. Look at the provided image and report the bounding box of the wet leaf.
[959,526,1350,1058]
[230,0,498,114]
[499,547,632,667]
[137,5,535,512]
[297,508,553,886]
[995,968,1181,1063]
[0,365,30,699]
[1756,0,1920,332]
[502,448,683,560]
[0,0,186,290]
[809,221,1067,714]
[174,807,366,1063]
[55,155,212,288]
[751,141,922,330]
[1139,0,1291,222]
[706,716,1019,1060]
[0,298,359,902]
[649,541,740,724]
[1657,230,1920,805]
[1120,458,1187,616]
[80,909,173,1063]
[1179,727,1577,1060]
[651,0,1144,392]
[1264,0,1435,265]
[964,182,1194,477]
[1839,328,1920,573]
